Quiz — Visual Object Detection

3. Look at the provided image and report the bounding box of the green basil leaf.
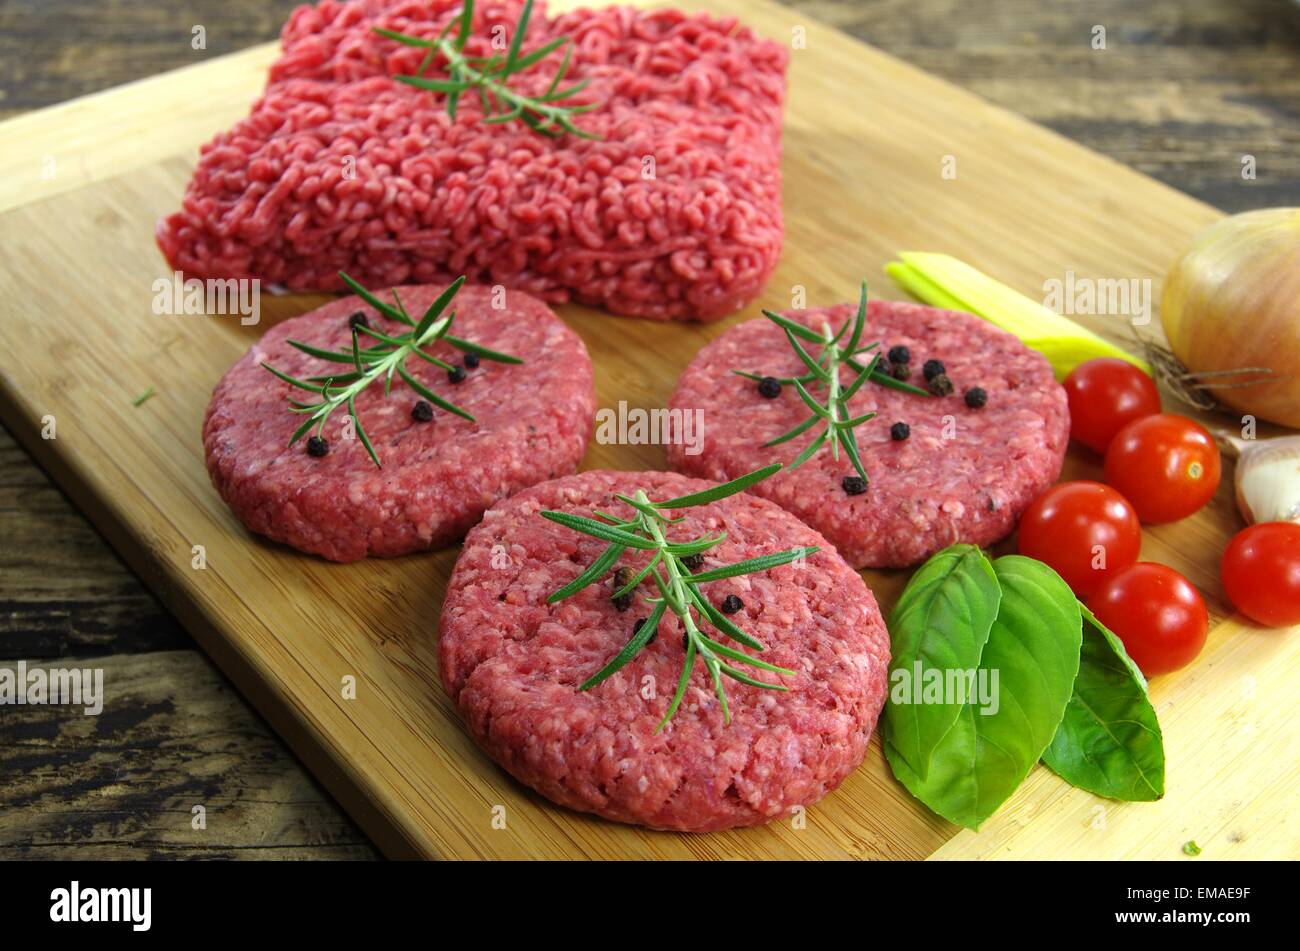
[882,544,1001,779]
[886,555,1082,830]
[1042,603,1165,802]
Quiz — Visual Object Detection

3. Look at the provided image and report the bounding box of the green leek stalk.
[886,252,1152,380]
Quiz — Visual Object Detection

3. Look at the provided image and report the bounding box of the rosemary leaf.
[396,364,475,422]
[289,414,318,447]
[549,541,627,603]
[262,363,326,394]
[652,462,782,509]
[688,546,819,583]
[861,362,932,396]
[717,663,791,691]
[338,272,412,325]
[840,426,868,483]
[839,355,877,403]
[664,533,727,556]
[793,379,833,418]
[760,309,824,343]
[512,36,567,72]
[579,600,668,691]
[698,635,794,675]
[406,347,457,372]
[287,339,377,365]
[761,413,820,448]
[785,328,831,382]
[611,552,663,600]
[413,275,465,338]
[348,394,381,468]
[539,511,659,549]
[658,637,698,729]
[690,589,764,651]
[789,429,829,469]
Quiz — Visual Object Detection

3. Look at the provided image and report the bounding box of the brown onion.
[1161,208,1300,427]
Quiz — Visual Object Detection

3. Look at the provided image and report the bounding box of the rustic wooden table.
[1,0,1297,860]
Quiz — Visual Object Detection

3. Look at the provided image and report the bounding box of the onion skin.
[1161,208,1300,428]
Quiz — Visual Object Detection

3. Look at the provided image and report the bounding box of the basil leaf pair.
[883,545,1166,831]
[884,550,1081,830]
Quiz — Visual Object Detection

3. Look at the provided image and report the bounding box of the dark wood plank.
[0,651,378,859]
[0,0,302,119]
[0,426,192,660]
[783,0,1300,210]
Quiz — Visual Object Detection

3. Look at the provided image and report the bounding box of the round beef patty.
[667,300,1069,568]
[204,285,594,561]
[439,470,890,832]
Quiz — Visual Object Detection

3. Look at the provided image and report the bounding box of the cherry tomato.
[1103,414,1221,524]
[1062,358,1162,454]
[1017,481,1141,597]
[1221,522,1300,627]
[1090,563,1208,676]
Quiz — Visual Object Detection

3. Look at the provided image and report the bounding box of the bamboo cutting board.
[1,0,1295,860]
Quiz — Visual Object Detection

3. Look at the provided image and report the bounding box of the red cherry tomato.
[1062,358,1162,454]
[1221,522,1300,627]
[1017,481,1142,597]
[1090,563,1209,677]
[1103,414,1221,524]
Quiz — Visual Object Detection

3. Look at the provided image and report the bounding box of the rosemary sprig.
[735,281,933,483]
[262,271,521,468]
[542,464,815,730]
[374,0,600,140]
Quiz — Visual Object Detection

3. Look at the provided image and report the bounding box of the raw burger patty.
[439,469,890,832]
[204,284,594,561]
[157,0,787,321]
[667,300,1069,568]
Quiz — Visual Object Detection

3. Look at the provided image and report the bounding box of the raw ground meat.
[666,300,1070,568]
[439,469,890,832]
[204,283,594,561]
[157,0,788,321]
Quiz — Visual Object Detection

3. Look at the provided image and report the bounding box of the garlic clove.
[1229,435,1300,525]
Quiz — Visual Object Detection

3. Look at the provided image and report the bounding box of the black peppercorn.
[347,311,369,330]
[890,421,910,441]
[448,365,466,384]
[922,358,945,381]
[306,436,329,457]
[463,352,481,369]
[411,400,434,422]
[634,617,655,644]
[842,475,867,496]
[612,566,635,612]
[720,594,744,614]
[964,387,988,409]
[681,553,705,572]
[890,361,912,381]
[888,345,911,364]
[928,373,954,396]
[757,376,782,399]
